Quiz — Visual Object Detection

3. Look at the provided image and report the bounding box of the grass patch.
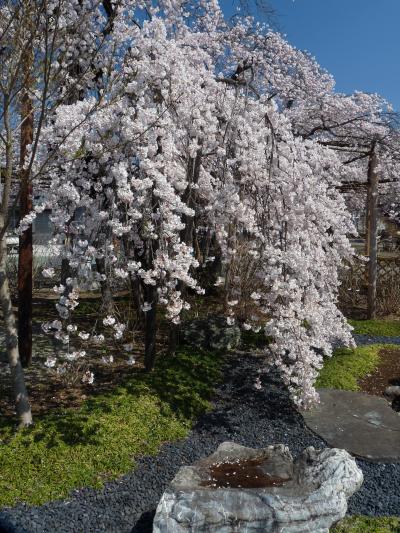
[315,344,397,391]
[349,319,400,337]
[0,350,222,507]
[332,516,400,532]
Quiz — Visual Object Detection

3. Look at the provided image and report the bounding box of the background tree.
[0,0,120,425]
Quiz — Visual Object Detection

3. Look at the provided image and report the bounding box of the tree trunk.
[96,256,114,314]
[1,89,32,427]
[129,273,143,323]
[181,151,202,248]
[167,322,179,355]
[142,137,163,371]
[167,151,202,356]
[17,43,34,368]
[143,282,157,372]
[0,235,32,427]
[17,179,33,367]
[60,256,70,286]
[366,143,379,320]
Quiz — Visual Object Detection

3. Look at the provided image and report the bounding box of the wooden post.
[18,45,34,368]
[366,141,379,319]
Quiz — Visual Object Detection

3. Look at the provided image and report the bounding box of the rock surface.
[180,316,241,352]
[301,388,400,462]
[153,441,363,533]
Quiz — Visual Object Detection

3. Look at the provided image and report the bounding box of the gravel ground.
[1,346,400,533]
[354,333,400,346]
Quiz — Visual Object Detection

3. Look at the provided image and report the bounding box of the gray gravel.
[1,346,399,533]
[354,334,400,346]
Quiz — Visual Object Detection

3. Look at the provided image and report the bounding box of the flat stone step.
[301,388,400,463]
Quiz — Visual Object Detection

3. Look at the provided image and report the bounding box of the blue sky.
[221,0,400,110]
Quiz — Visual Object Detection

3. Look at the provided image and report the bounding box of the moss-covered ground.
[333,516,400,532]
[349,319,400,337]
[0,350,222,507]
[315,344,396,391]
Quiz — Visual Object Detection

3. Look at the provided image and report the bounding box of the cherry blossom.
[26,0,398,407]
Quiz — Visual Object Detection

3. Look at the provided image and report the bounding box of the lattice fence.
[345,257,400,282]
[339,256,400,316]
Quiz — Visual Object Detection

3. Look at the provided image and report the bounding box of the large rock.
[180,316,241,352]
[153,442,363,532]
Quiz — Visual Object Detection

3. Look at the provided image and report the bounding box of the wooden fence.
[339,255,400,316]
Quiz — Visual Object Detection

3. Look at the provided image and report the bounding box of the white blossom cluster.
[13,0,398,406]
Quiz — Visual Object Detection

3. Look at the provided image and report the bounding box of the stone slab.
[301,389,400,463]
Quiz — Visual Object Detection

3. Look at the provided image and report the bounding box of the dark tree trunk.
[167,322,179,355]
[181,151,202,247]
[17,216,32,368]
[143,282,157,372]
[60,256,70,286]
[18,62,34,368]
[121,234,143,322]
[96,256,114,314]
[142,234,157,371]
[129,273,143,322]
[167,151,202,356]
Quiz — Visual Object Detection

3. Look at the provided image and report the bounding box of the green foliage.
[349,319,400,337]
[315,344,397,391]
[0,350,222,507]
[332,516,400,532]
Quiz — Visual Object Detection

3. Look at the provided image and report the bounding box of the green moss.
[332,516,400,532]
[0,350,222,507]
[315,344,397,391]
[349,319,400,337]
